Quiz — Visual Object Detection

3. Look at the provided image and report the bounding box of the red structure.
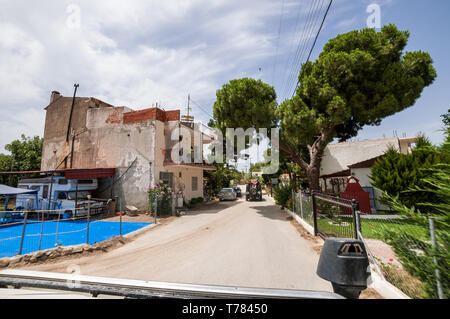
[339,176,372,215]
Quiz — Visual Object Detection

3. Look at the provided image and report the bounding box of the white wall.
[350,167,391,212]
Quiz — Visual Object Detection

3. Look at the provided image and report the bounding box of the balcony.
[162,149,216,170]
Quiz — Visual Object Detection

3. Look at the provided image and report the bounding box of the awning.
[0,184,38,196]
[64,168,116,180]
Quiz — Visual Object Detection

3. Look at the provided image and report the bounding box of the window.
[42,185,48,199]
[58,179,68,185]
[78,179,93,184]
[57,192,67,200]
[192,176,198,191]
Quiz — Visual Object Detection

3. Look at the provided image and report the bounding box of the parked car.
[218,188,237,201]
[232,186,242,197]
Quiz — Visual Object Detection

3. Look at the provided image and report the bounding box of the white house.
[319,137,417,212]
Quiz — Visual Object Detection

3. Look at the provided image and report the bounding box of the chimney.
[50,91,61,104]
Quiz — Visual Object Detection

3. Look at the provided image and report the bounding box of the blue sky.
[0,0,449,158]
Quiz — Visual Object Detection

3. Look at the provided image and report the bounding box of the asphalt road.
[21,192,332,292]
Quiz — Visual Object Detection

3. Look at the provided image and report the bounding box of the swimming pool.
[0,220,152,258]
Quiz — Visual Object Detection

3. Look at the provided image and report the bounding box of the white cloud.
[0,0,285,152]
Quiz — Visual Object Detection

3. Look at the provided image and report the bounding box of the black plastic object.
[317,238,371,299]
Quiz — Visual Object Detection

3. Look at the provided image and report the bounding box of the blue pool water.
[0,220,152,258]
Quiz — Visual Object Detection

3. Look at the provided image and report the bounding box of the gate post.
[292,190,295,213]
[18,212,28,255]
[312,191,318,236]
[154,193,158,224]
[299,190,304,219]
[429,217,444,299]
[86,195,91,244]
[351,199,360,239]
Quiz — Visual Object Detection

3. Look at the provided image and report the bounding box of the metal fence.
[291,189,448,299]
[357,215,448,299]
[293,190,359,239]
[0,200,113,258]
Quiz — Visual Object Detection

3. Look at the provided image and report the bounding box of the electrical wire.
[271,0,286,85]
[189,98,214,120]
[291,0,333,98]
[282,0,325,100]
[279,0,323,101]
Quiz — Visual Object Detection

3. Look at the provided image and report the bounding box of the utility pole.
[66,84,79,142]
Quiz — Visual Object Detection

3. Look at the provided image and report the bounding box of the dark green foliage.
[190,197,204,204]
[381,141,450,298]
[369,137,447,213]
[213,78,277,134]
[276,24,436,189]
[273,182,295,209]
[0,135,43,186]
[204,164,243,196]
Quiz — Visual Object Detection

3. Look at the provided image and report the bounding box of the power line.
[278,0,305,98]
[271,0,286,85]
[280,0,323,101]
[279,0,317,100]
[189,97,214,120]
[283,0,324,100]
[291,0,333,98]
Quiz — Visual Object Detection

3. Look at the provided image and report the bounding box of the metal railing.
[291,189,447,299]
[292,190,359,239]
[0,200,113,258]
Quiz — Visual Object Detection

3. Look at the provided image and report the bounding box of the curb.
[123,222,159,239]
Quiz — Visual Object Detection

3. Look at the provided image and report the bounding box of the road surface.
[20,192,332,292]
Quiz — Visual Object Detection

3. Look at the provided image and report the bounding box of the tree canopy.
[213,78,277,133]
[0,135,43,186]
[212,25,436,190]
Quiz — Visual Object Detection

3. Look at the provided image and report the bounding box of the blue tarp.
[0,184,38,196]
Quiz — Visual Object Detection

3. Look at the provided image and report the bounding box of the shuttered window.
[192,176,198,191]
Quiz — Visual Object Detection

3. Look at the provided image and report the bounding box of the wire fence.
[291,189,448,299]
[293,190,357,239]
[357,215,448,299]
[0,201,115,258]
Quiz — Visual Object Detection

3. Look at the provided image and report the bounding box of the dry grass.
[381,262,427,299]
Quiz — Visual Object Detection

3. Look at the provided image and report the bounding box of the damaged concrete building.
[40,90,216,211]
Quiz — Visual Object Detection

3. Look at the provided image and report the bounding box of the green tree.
[213,78,277,133]
[0,154,13,185]
[370,136,447,213]
[276,24,436,190]
[204,163,243,196]
[212,26,436,190]
[382,141,449,298]
[1,135,43,186]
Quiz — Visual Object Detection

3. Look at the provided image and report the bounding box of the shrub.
[190,197,204,204]
[274,182,295,209]
[381,144,449,298]
[370,136,447,213]
[147,181,173,215]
